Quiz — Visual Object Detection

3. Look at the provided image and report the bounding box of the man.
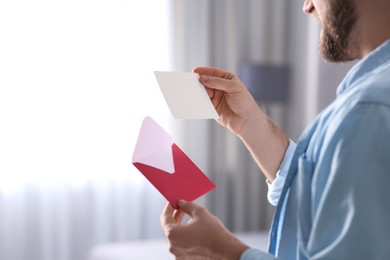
[161,0,390,259]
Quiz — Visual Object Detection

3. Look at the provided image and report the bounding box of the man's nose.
[303,0,314,14]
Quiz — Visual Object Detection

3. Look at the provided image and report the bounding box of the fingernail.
[303,0,313,13]
[178,200,186,206]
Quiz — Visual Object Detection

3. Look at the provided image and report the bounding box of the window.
[0,0,172,187]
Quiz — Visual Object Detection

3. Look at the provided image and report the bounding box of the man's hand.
[194,66,289,182]
[161,201,249,260]
[193,67,259,136]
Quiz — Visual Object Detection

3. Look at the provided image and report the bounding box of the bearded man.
[161,0,390,259]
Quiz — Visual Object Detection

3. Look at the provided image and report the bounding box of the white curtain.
[0,1,172,260]
[171,0,354,232]
[0,180,167,260]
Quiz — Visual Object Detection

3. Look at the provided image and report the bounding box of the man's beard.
[319,0,358,62]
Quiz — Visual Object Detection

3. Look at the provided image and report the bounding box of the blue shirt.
[241,39,390,259]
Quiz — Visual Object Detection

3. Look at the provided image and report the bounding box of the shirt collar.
[337,38,390,96]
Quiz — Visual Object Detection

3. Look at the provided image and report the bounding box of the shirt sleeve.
[266,140,297,206]
[240,248,278,260]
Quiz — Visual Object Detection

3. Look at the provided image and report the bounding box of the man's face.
[304,0,359,62]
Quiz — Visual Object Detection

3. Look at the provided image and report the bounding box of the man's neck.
[357,0,390,58]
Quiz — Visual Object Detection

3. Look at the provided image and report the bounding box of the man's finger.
[205,87,215,99]
[193,66,235,80]
[173,209,186,224]
[199,75,239,93]
[160,202,175,228]
[178,200,205,218]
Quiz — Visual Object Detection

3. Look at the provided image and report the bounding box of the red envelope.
[132,117,216,209]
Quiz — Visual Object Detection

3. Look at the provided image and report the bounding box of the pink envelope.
[132,116,216,209]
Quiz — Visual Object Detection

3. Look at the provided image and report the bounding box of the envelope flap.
[132,117,174,173]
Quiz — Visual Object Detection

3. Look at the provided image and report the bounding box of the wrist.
[211,236,249,260]
[236,106,289,181]
[236,106,267,141]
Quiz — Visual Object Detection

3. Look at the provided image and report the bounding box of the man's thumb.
[178,200,198,216]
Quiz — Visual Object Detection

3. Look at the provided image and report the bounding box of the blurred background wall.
[0,1,354,260]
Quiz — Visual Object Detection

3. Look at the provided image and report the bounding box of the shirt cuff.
[266,140,297,206]
[240,248,278,260]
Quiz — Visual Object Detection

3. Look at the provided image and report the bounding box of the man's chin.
[318,34,354,63]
